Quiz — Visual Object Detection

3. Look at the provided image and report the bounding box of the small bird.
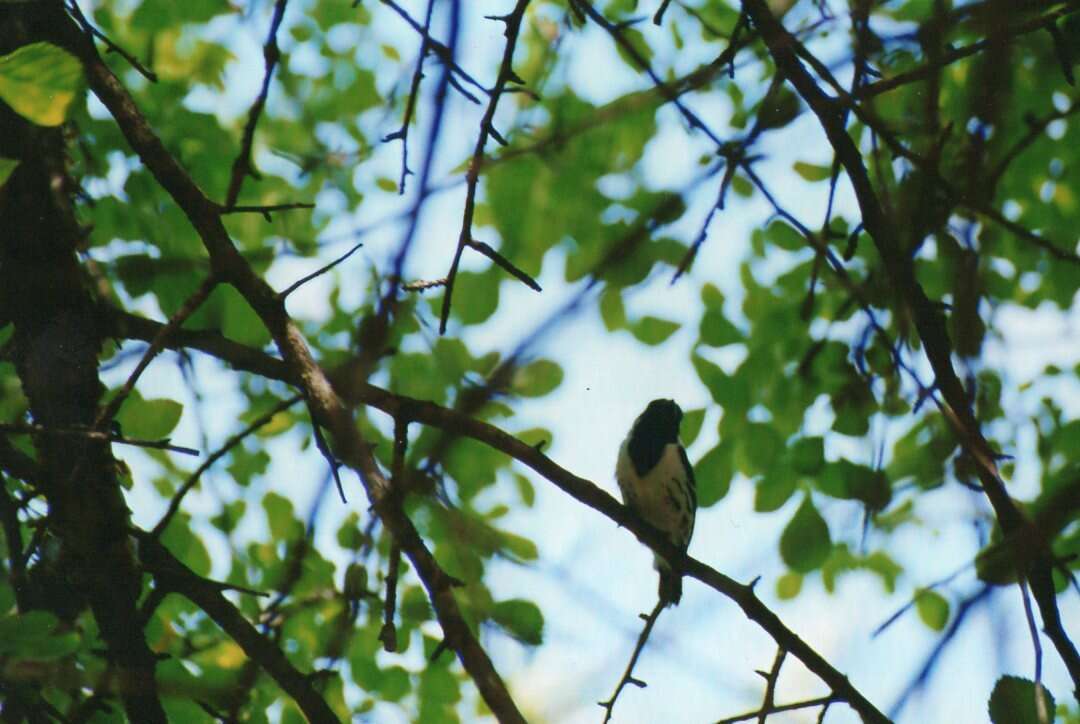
[616,399,697,606]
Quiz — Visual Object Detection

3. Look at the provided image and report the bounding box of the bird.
[615,399,697,606]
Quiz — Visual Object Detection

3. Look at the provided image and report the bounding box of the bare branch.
[65,0,157,81]
[279,241,365,300]
[225,0,289,208]
[382,0,437,194]
[76,12,526,719]
[717,695,839,724]
[599,600,665,723]
[439,0,535,334]
[0,423,199,457]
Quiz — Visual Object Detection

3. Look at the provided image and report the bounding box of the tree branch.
[738,0,1080,698]
[136,532,339,724]
[72,17,526,722]
[225,0,289,208]
[598,600,665,723]
[439,0,537,334]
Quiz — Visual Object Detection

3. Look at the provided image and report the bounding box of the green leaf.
[0,42,83,127]
[788,437,824,475]
[793,161,832,182]
[0,157,18,188]
[780,495,831,573]
[776,572,802,600]
[630,315,680,345]
[755,466,797,512]
[765,219,805,251]
[818,460,891,511]
[695,440,733,507]
[375,177,397,193]
[692,354,749,413]
[264,492,303,541]
[512,359,563,397]
[915,589,949,631]
[115,394,183,439]
[988,676,1055,724]
[492,599,544,645]
[449,269,500,326]
[599,288,626,331]
[160,514,212,577]
[679,408,706,447]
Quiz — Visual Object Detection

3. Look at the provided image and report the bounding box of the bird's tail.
[657,562,682,606]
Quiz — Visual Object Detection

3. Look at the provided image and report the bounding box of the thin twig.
[380,0,488,102]
[856,5,1080,100]
[598,600,665,723]
[95,276,218,431]
[382,0,437,194]
[439,0,535,334]
[756,647,786,724]
[151,394,303,538]
[0,424,199,456]
[220,202,314,220]
[225,0,289,208]
[380,417,408,652]
[717,695,839,724]
[65,1,157,81]
[279,241,364,299]
[571,0,726,151]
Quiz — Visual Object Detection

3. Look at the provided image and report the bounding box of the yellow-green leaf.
[0,42,83,127]
[0,157,18,188]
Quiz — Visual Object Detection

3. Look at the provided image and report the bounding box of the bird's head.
[636,398,683,442]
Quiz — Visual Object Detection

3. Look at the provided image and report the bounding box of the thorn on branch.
[598,599,665,723]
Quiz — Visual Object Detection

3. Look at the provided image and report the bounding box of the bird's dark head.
[635,398,683,442]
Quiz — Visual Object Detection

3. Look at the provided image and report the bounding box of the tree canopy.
[0,0,1079,722]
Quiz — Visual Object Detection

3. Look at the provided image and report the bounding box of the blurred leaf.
[492,599,544,645]
[0,157,18,188]
[776,572,802,600]
[915,589,949,631]
[630,315,680,345]
[0,42,82,126]
[793,161,832,182]
[512,359,563,397]
[695,440,733,507]
[680,407,706,447]
[988,676,1055,724]
[780,495,831,573]
[115,392,183,440]
[788,437,824,475]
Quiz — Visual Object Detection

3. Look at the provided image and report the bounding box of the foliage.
[0,0,1078,722]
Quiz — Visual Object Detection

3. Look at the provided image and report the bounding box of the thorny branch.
[382,0,437,194]
[225,0,289,208]
[439,0,538,335]
[598,600,665,723]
